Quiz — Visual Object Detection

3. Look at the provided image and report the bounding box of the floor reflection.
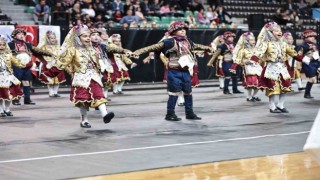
[76,152,320,180]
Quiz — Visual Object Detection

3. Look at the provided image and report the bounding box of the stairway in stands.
[0,0,34,25]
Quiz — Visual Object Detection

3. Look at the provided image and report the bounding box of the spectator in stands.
[112,0,124,14]
[130,21,139,28]
[297,0,310,17]
[197,9,210,25]
[150,0,162,14]
[113,10,123,22]
[81,4,96,18]
[151,21,157,29]
[179,0,193,11]
[33,0,50,25]
[135,7,147,21]
[140,0,151,16]
[140,20,148,28]
[186,13,197,25]
[312,0,320,8]
[120,9,139,25]
[160,3,171,14]
[106,20,115,28]
[193,0,205,12]
[92,0,106,16]
[206,7,219,23]
[207,0,224,9]
[209,20,218,28]
[62,0,75,11]
[283,0,298,13]
[122,22,130,29]
[124,0,134,15]
[216,5,232,24]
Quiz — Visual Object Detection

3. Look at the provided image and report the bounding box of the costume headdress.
[223,31,236,39]
[302,30,317,39]
[167,21,189,35]
[232,32,255,63]
[255,21,281,49]
[11,29,26,38]
[59,24,90,56]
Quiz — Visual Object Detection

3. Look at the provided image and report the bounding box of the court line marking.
[0,131,309,164]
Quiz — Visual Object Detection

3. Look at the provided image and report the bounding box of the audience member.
[33,0,50,25]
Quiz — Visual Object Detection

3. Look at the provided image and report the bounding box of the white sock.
[269,95,276,110]
[4,100,11,112]
[0,100,4,113]
[113,83,118,93]
[118,81,125,92]
[79,106,89,123]
[219,77,224,88]
[177,92,184,104]
[98,103,108,117]
[48,85,54,96]
[53,84,59,94]
[296,78,303,89]
[278,94,285,109]
[253,89,259,97]
[103,87,109,98]
[247,88,253,99]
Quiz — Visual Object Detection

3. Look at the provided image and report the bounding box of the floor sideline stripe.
[0,131,309,164]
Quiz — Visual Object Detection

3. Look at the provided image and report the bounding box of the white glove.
[99,60,107,72]
[302,56,311,65]
[313,51,319,60]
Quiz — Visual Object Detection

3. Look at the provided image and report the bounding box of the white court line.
[0,131,309,164]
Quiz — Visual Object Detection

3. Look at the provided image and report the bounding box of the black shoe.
[270,109,281,113]
[223,90,232,94]
[24,101,36,105]
[253,97,261,101]
[186,114,202,120]
[54,94,61,97]
[49,95,55,98]
[233,89,244,94]
[0,112,6,117]
[4,111,13,116]
[276,107,289,113]
[118,91,124,94]
[177,103,185,106]
[304,94,314,99]
[298,88,305,91]
[80,122,91,128]
[95,107,99,110]
[219,87,223,90]
[107,98,112,101]
[103,112,115,123]
[165,114,181,121]
[12,100,21,105]
[247,98,256,102]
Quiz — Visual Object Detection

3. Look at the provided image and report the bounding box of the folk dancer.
[134,21,214,121]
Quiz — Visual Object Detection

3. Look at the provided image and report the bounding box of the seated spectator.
[186,13,197,25]
[193,0,205,12]
[106,20,115,28]
[140,0,151,16]
[120,9,139,25]
[112,0,124,14]
[284,0,298,14]
[216,5,232,24]
[197,9,210,25]
[179,0,193,11]
[150,21,157,29]
[150,0,161,14]
[135,7,146,21]
[209,20,218,28]
[312,0,320,8]
[62,0,75,11]
[33,0,50,25]
[92,0,106,15]
[140,20,148,28]
[113,10,123,22]
[297,0,309,16]
[122,22,130,29]
[130,21,139,28]
[159,3,170,14]
[81,4,96,18]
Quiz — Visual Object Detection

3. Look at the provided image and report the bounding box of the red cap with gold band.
[168,21,189,35]
[302,30,317,39]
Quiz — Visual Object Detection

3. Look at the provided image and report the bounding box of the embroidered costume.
[233,32,262,102]
[295,30,320,99]
[252,22,301,113]
[8,28,53,105]
[42,24,116,128]
[207,31,243,94]
[38,30,66,97]
[134,21,214,121]
[0,35,33,117]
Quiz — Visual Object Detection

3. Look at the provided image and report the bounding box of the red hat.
[302,30,317,39]
[11,28,26,38]
[168,21,189,35]
[223,31,236,39]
